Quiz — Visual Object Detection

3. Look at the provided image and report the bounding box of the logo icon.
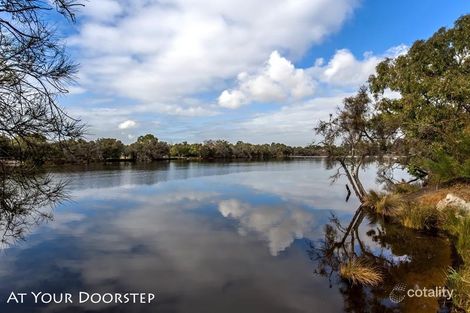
[389,283,407,303]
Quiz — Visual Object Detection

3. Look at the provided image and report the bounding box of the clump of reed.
[339,258,383,286]
[365,190,403,217]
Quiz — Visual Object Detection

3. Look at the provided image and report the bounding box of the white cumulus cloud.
[118,120,137,129]
[310,50,380,86]
[308,45,407,87]
[218,45,407,109]
[218,51,316,109]
[71,0,358,115]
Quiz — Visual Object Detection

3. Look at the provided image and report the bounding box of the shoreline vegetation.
[0,134,328,165]
[0,1,469,312]
[313,15,470,312]
[361,181,470,311]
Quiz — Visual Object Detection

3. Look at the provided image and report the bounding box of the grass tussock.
[442,213,470,263]
[456,217,470,262]
[398,203,445,231]
[365,190,403,217]
[444,214,470,312]
[339,258,383,286]
[447,267,470,312]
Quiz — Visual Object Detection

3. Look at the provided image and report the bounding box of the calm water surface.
[0,160,452,312]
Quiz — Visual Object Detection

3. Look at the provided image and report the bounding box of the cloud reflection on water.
[218,199,314,255]
[0,160,392,312]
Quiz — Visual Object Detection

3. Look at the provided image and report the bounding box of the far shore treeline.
[1,2,470,311]
[0,134,326,165]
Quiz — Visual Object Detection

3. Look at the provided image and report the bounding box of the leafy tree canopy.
[369,14,470,182]
[0,0,83,163]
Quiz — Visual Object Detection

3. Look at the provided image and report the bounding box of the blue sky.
[60,0,470,145]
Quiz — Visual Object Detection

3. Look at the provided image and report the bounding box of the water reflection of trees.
[310,207,453,313]
[0,166,64,247]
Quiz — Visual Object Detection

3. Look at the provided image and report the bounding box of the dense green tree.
[292,144,324,156]
[199,140,216,159]
[2,133,325,164]
[318,14,470,193]
[127,134,169,162]
[50,139,98,164]
[95,138,125,161]
[170,141,192,157]
[211,140,233,158]
[269,143,293,158]
[369,15,470,183]
[232,141,254,159]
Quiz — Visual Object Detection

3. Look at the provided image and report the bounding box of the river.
[0,159,452,312]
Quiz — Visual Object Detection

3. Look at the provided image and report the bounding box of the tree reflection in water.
[0,166,65,247]
[310,206,453,313]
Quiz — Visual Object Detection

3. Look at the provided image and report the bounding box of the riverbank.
[366,181,470,312]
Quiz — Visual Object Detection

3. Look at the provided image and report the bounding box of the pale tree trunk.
[339,159,367,202]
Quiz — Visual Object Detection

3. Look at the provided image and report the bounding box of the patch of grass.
[442,207,463,233]
[399,203,445,231]
[447,266,470,312]
[456,217,470,263]
[393,182,421,194]
[440,208,470,264]
[339,258,383,286]
[417,192,448,207]
[364,190,382,207]
[415,183,470,208]
[376,194,403,217]
[365,190,403,217]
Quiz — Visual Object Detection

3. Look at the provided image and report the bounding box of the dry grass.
[364,190,382,208]
[376,194,403,217]
[399,203,445,231]
[365,190,403,217]
[413,183,470,207]
[339,258,383,286]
